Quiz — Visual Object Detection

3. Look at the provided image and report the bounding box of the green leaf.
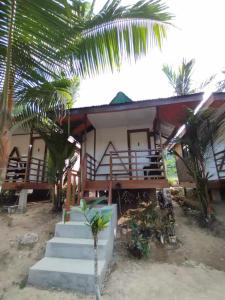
[80,199,88,212]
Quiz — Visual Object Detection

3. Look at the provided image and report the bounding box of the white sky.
[75,0,225,107]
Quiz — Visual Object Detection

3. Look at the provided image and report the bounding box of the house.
[64,91,204,205]
[5,91,225,208]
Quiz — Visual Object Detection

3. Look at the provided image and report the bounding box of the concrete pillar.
[210,189,222,203]
[18,189,28,213]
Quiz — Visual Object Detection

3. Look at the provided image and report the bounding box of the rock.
[17,232,38,247]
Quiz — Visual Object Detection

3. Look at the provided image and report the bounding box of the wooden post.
[71,172,76,206]
[84,114,87,154]
[157,107,166,178]
[78,171,81,205]
[25,132,33,182]
[81,155,87,198]
[135,151,138,180]
[37,159,41,182]
[66,170,71,208]
[94,128,96,180]
[108,153,113,205]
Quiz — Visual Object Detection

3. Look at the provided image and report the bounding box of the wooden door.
[128,129,150,179]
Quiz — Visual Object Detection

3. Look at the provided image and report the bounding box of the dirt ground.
[1,200,225,300]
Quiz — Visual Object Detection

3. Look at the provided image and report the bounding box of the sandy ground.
[1,201,225,300]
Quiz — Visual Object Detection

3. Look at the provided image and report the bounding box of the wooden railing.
[65,170,81,210]
[5,156,48,183]
[214,149,225,179]
[83,149,165,181]
[83,153,96,181]
[110,149,165,180]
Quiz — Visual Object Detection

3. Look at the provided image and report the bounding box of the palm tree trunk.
[94,236,101,300]
[0,128,11,190]
[0,0,16,189]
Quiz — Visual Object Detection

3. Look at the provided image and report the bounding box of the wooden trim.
[127,128,151,179]
[2,182,53,190]
[94,128,96,179]
[85,179,169,190]
[25,132,33,182]
[69,93,203,117]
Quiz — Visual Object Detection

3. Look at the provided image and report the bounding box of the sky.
[75,0,225,107]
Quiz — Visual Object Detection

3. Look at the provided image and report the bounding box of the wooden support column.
[84,114,87,155]
[108,153,113,205]
[157,107,166,178]
[25,131,33,182]
[65,170,71,220]
[94,128,96,180]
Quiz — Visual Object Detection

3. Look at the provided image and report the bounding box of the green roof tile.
[110,92,133,104]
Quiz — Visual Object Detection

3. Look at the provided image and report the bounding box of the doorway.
[127,129,150,179]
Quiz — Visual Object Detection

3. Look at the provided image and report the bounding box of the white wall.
[205,103,225,181]
[9,134,46,182]
[205,146,219,180]
[206,134,225,181]
[10,135,30,157]
[84,123,152,180]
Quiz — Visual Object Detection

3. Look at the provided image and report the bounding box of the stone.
[17,232,38,247]
[18,189,29,213]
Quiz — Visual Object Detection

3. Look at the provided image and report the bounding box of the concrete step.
[28,257,106,293]
[45,237,108,260]
[55,221,110,239]
[68,205,110,222]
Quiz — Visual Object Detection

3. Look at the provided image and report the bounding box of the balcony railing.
[5,156,48,184]
[83,149,165,181]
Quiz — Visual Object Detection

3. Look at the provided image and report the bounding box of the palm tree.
[162,58,214,96]
[162,59,195,95]
[173,109,225,220]
[36,123,78,211]
[0,0,173,185]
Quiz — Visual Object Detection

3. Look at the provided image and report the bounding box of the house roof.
[64,92,225,143]
[110,92,133,104]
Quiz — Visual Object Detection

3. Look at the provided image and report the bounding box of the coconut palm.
[0,0,173,184]
[162,58,214,96]
[162,59,195,95]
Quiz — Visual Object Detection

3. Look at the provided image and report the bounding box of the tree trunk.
[0,127,11,190]
[94,236,101,300]
[0,0,16,190]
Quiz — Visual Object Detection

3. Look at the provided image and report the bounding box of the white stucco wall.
[204,102,225,181]
[83,123,153,180]
[9,134,46,182]
[206,134,225,180]
[205,145,219,180]
[10,134,30,157]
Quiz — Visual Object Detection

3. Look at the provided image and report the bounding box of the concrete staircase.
[28,204,117,293]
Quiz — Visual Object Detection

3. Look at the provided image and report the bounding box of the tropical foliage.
[37,123,79,211]
[162,58,214,96]
[173,109,225,220]
[0,0,173,184]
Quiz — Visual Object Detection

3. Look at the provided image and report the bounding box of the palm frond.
[67,0,173,75]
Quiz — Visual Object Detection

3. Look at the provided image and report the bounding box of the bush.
[127,219,150,258]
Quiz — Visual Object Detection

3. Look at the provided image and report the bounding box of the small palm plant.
[76,199,112,300]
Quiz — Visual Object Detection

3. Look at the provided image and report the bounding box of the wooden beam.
[85,179,169,190]
[2,182,53,190]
